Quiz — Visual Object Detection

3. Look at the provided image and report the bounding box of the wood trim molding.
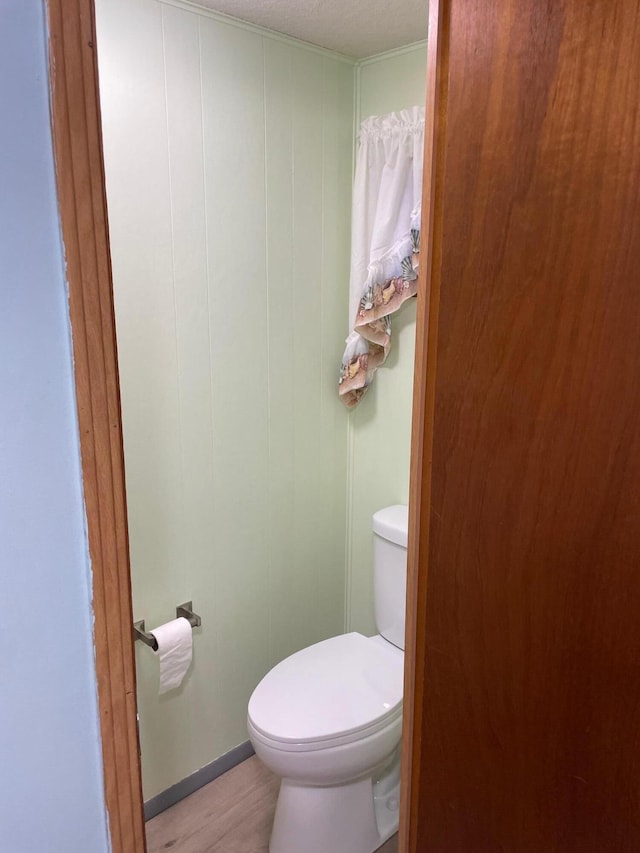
[46,2,146,850]
[399,1,449,850]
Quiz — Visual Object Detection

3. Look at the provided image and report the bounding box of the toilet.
[247,505,408,853]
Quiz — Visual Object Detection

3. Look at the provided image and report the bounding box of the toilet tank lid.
[372,505,409,548]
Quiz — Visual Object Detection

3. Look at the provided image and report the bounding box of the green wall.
[97,0,427,800]
[97,0,353,799]
[347,43,428,635]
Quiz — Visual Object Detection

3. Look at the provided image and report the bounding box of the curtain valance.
[339,107,425,407]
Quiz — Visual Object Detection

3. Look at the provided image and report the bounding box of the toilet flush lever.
[133,601,202,651]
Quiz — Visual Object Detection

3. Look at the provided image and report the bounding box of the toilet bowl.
[247,506,408,853]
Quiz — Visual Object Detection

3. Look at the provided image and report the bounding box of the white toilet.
[247,505,408,853]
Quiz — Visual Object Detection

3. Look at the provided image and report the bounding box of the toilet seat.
[248,632,404,752]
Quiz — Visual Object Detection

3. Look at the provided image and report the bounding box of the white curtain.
[339,107,425,407]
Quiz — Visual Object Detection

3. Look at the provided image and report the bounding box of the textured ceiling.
[190,0,428,59]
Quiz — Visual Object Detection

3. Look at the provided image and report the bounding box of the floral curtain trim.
[338,107,425,408]
[339,212,421,407]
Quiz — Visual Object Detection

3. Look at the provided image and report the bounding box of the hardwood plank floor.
[146,755,398,852]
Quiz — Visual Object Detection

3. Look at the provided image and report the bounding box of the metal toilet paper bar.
[134,601,202,652]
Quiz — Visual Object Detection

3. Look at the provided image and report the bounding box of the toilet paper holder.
[134,601,202,651]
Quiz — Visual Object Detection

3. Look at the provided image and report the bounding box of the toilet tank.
[372,505,409,650]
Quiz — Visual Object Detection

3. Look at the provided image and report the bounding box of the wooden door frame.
[46,1,146,850]
[398,0,446,849]
[46,0,442,850]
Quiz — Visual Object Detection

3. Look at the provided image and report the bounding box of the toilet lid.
[248,633,404,746]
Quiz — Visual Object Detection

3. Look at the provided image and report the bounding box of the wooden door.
[405,0,640,850]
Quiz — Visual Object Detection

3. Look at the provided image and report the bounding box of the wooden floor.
[146,755,399,853]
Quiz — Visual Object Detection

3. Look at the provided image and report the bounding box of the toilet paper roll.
[151,617,193,695]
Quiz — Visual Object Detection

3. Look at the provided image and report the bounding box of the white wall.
[0,2,110,850]
[96,0,354,799]
[346,43,428,635]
